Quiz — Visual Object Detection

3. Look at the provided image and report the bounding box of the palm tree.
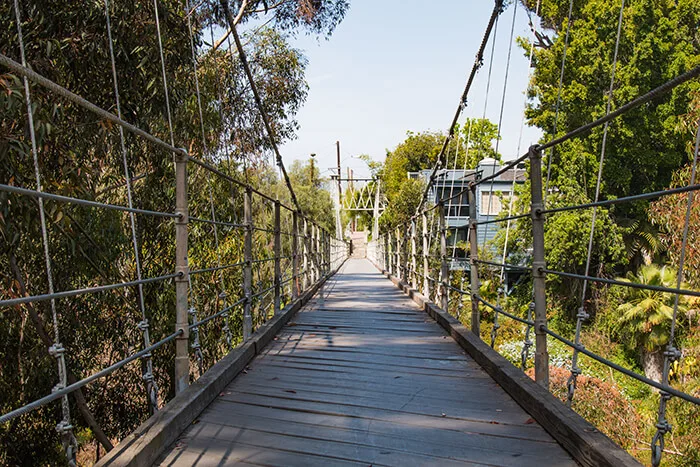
[617,265,688,383]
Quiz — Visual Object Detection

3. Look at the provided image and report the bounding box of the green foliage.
[523,0,700,208]
[0,0,345,464]
[616,265,688,351]
[650,162,700,288]
[378,178,424,232]
[225,0,350,38]
[287,159,336,234]
[379,120,500,232]
[380,131,443,201]
[505,179,627,316]
[458,118,501,168]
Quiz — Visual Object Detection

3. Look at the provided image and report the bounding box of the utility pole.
[348,168,354,231]
[334,142,343,241]
[309,153,316,186]
[336,141,342,199]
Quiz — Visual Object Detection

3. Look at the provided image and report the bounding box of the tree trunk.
[642,349,665,385]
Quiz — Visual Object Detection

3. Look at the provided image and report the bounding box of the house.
[409,158,526,269]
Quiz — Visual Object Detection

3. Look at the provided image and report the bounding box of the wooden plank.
[383,262,642,467]
[157,259,576,466]
[229,373,516,406]
[196,410,575,466]
[252,355,479,378]
[233,363,501,391]
[210,395,552,443]
[260,347,474,371]
[199,401,565,450]
[167,420,489,467]
[218,389,533,426]
[263,339,467,359]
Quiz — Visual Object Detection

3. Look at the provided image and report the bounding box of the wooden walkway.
[157,259,575,466]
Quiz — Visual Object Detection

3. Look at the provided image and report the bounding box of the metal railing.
[369,127,700,467]
[1,1,349,464]
[368,49,700,467]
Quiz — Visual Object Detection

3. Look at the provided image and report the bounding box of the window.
[480,191,504,216]
[437,187,469,217]
[480,191,518,216]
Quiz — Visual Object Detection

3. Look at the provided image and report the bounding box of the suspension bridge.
[2,0,700,466]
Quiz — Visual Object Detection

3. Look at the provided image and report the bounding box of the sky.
[276,0,543,180]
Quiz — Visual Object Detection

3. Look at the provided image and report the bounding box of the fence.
[0,1,349,464]
[368,109,700,467]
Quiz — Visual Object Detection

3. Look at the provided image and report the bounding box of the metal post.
[243,187,253,341]
[273,200,281,315]
[315,224,320,281]
[302,218,309,290]
[373,180,381,240]
[292,210,299,299]
[383,233,389,272]
[530,145,549,388]
[174,151,189,394]
[311,224,321,283]
[439,201,449,311]
[308,223,314,283]
[422,212,429,297]
[395,227,402,281]
[387,231,393,275]
[411,219,417,288]
[468,184,480,336]
[325,230,330,274]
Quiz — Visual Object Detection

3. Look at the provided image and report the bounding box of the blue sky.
[277,0,543,179]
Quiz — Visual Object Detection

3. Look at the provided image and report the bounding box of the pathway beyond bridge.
[156,259,575,466]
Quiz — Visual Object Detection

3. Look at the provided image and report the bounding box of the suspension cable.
[482,0,518,251]
[415,0,505,215]
[543,0,575,206]
[12,0,77,463]
[105,0,160,415]
[652,117,700,467]
[567,0,626,407]
[185,0,234,348]
[153,0,175,146]
[220,0,302,214]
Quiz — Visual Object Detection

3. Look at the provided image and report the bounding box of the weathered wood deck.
[157,259,575,466]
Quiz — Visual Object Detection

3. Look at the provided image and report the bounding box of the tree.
[378,178,424,232]
[521,0,700,208]
[616,265,688,382]
[287,159,336,234]
[208,0,350,53]
[380,121,500,228]
[381,131,443,201]
[0,0,345,463]
[649,90,700,287]
[649,165,700,288]
[459,118,500,168]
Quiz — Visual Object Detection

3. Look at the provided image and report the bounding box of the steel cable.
[12,1,77,462]
[567,0,626,407]
[543,0,574,206]
[416,0,505,215]
[105,0,159,414]
[652,116,700,467]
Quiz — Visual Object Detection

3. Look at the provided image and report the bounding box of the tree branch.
[8,252,114,452]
